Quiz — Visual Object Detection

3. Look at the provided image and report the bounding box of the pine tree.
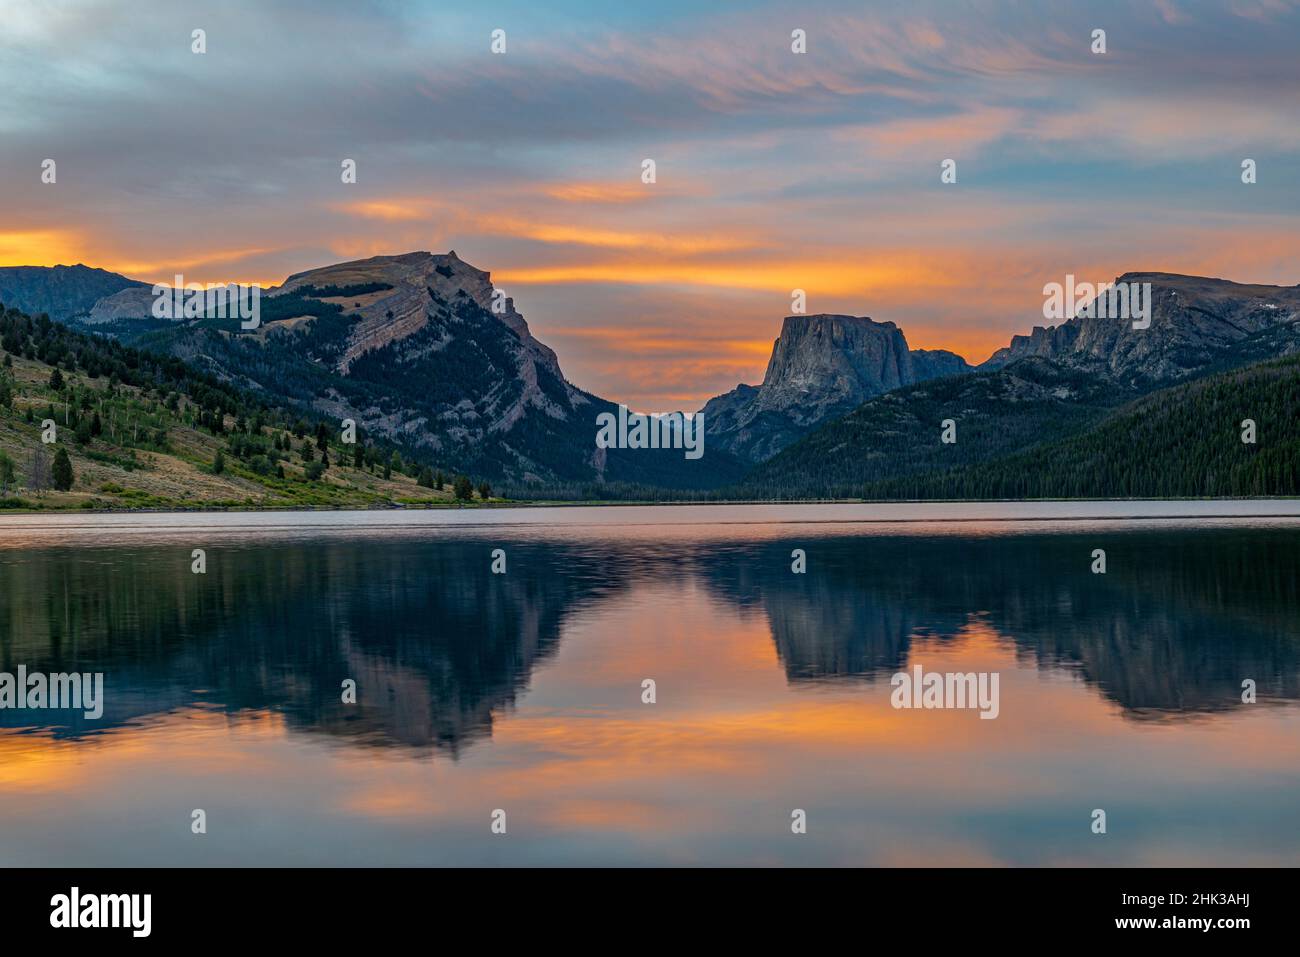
[0,451,15,496]
[51,446,74,491]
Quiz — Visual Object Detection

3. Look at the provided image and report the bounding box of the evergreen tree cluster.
[0,301,468,503]
[864,355,1300,499]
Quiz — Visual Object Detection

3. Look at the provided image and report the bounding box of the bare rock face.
[261,251,594,471]
[702,314,970,462]
[753,315,915,418]
[982,273,1300,384]
[276,251,565,381]
[77,253,583,453]
[86,285,158,323]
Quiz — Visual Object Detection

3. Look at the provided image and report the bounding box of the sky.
[2,0,1298,410]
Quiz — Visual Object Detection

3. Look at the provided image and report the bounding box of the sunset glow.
[2,0,1297,407]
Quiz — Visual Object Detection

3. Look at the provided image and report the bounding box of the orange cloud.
[337,195,755,254]
[333,199,437,222]
[548,325,774,358]
[543,182,656,204]
[0,228,87,267]
[498,219,758,254]
[0,230,282,287]
[497,253,977,296]
[106,247,283,286]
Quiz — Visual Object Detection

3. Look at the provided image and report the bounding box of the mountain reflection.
[2,527,1298,752]
[699,529,1300,716]
[0,541,613,752]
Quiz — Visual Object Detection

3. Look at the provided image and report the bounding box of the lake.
[2,503,1298,866]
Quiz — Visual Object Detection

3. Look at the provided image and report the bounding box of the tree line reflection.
[2,527,1297,750]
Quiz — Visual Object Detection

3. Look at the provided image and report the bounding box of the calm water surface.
[1,503,1298,866]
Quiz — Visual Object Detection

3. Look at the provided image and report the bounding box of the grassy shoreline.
[4,495,1300,515]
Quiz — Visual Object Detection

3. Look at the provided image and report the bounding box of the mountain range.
[982,272,1300,383]
[740,273,1300,498]
[2,255,1298,499]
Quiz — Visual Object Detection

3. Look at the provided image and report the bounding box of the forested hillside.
[862,354,1300,499]
[735,358,1130,498]
[0,303,491,509]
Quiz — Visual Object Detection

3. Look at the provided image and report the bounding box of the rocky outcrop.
[277,250,568,399]
[701,314,971,462]
[753,314,915,414]
[981,272,1300,384]
[276,251,565,380]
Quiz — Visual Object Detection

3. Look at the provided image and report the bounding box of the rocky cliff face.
[273,251,577,438]
[753,314,915,415]
[981,272,1300,384]
[276,250,564,378]
[702,314,971,462]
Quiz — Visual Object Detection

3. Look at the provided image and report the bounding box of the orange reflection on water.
[332,595,1300,864]
[1,590,1298,866]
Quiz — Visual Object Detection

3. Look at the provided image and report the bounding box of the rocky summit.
[270,250,576,436]
[701,313,970,462]
[981,272,1300,384]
